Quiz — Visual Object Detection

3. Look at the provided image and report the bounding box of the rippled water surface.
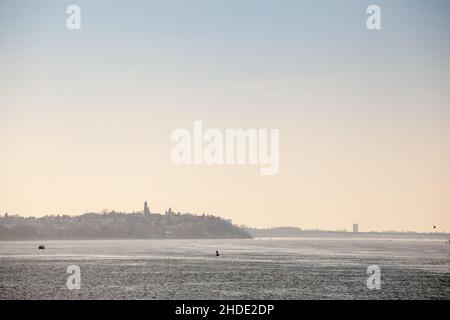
[0,238,449,299]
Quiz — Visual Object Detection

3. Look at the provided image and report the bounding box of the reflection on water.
[0,238,449,299]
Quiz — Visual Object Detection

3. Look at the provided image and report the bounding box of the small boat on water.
[215,250,220,257]
[38,245,45,249]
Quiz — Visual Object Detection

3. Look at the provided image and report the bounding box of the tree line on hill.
[0,211,251,240]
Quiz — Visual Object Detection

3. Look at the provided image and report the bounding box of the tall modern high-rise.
[353,224,359,233]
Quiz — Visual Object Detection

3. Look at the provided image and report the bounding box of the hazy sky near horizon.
[1,0,449,232]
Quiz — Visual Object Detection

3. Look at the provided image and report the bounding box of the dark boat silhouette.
[215,251,220,257]
[38,245,45,249]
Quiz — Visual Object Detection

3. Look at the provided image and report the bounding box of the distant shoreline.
[246,228,450,240]
[1,234,448,242]
[2,212,448,241]
[0,211,252,240]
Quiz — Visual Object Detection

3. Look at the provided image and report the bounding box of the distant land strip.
[1,212,448,241]
[0,211,251,240]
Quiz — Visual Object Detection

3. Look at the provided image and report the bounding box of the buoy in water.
[38,245,45,249]
[215,250,220,257]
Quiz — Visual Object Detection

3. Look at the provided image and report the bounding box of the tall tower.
[144,201,150,215]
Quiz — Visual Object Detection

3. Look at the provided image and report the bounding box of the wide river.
[0,238,449,299]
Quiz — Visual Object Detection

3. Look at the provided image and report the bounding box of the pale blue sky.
[1,1,449,231]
